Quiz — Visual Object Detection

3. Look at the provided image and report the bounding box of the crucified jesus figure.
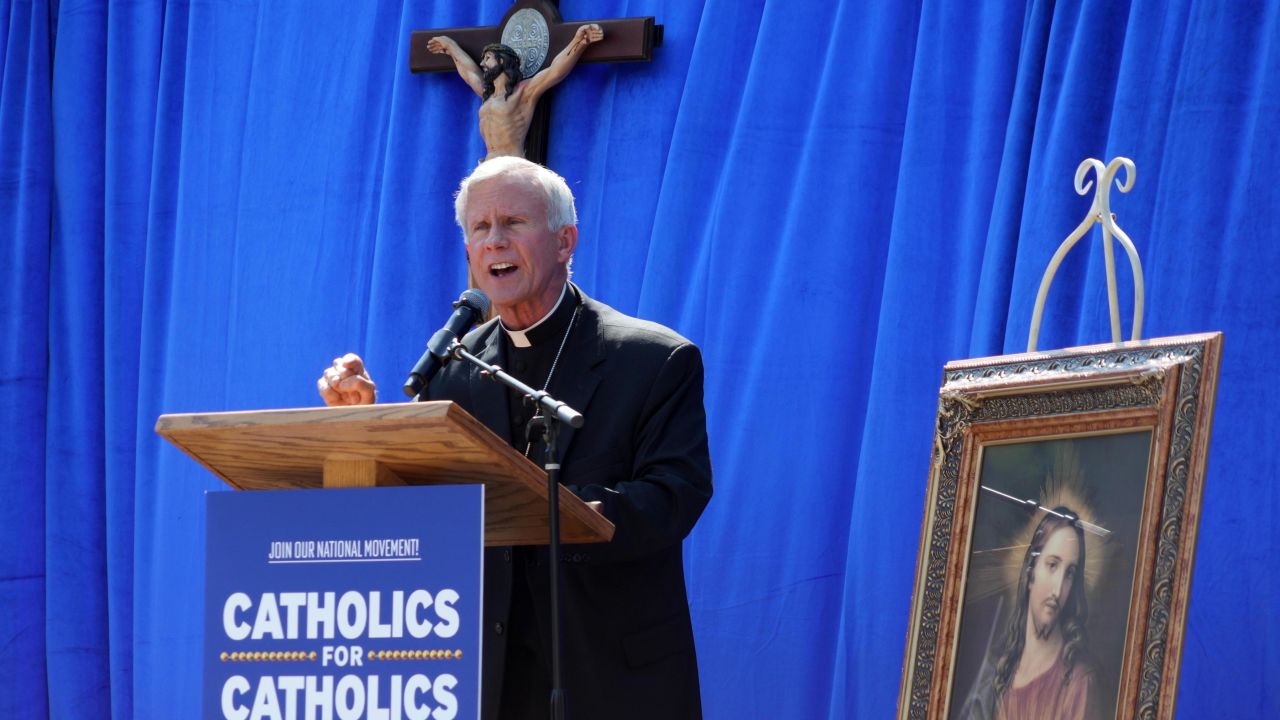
[428,24,605,160]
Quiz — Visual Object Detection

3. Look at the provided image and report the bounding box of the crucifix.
[409,0,663,164]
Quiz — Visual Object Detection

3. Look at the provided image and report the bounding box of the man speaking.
[317,157,713,720]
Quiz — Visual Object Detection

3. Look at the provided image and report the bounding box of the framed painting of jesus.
[898,333,1222,720]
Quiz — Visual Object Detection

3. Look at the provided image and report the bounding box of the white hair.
[453,156,577,236]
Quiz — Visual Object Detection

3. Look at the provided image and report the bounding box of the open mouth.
[490,263,517,278]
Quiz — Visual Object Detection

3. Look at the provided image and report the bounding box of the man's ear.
[557,225,578,263]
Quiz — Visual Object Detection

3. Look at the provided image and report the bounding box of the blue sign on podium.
[204,485,483,720]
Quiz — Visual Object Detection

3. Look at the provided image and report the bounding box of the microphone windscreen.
[457,288,490,317]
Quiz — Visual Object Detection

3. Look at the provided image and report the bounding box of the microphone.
[402,289,491,397]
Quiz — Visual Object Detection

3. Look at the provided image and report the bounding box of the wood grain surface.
[156,401,614,546]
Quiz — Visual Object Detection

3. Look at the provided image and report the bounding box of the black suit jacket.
[425,287,713,720]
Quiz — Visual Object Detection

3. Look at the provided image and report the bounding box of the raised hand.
[317,353,377,406]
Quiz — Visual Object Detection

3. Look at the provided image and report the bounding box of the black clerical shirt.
[500,284,581,457]
[495,283,581,713]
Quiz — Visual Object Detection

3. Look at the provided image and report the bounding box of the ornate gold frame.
[897,333,1222,720]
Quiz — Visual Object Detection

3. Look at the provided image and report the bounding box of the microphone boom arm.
[447,341,584,428]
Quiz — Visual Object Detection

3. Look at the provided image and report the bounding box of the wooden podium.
[155,400,614,547]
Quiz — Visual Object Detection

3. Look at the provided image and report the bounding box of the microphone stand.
[447,340,583,720]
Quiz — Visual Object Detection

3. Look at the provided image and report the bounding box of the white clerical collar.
[501,284,568,348]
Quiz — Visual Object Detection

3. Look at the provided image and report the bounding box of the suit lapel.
[465,288,607,462]
[546,296,605,465]
[466,322,509,439]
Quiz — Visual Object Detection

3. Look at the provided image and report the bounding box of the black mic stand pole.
[447,340,582,720]
[528,412,565,720]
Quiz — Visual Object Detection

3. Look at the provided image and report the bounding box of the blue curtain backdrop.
[2,0,1277,717]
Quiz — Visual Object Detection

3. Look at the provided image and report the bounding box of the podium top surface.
[155,401,614,545]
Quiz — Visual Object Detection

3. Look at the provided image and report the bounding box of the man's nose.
[483,226,509,248]
[1050,572,1066,597]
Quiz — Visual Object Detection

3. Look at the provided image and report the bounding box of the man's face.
[464,175,576,329]
[1028,526,1081,638]
[480,52,506,88]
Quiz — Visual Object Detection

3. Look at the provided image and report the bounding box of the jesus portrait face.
[1027,524,1081,638]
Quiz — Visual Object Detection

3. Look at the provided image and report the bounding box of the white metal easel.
[1027,156,1145,352]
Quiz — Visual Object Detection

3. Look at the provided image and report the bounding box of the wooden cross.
[409,0,663,164]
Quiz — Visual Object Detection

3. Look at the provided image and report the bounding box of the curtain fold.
[0,0,52,716]
[46,0,111,714]
[2,0,1276,717]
